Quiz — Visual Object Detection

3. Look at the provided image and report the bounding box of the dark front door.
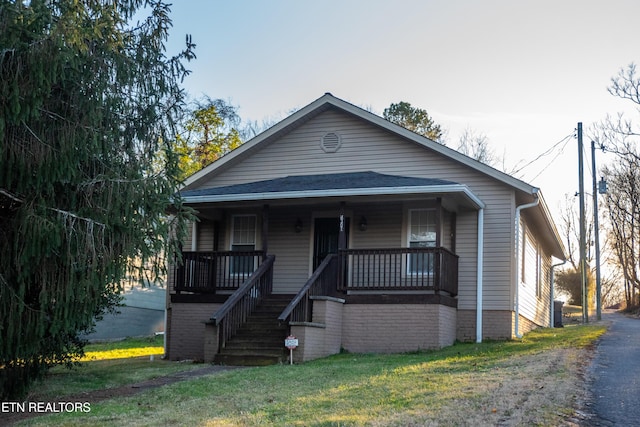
[313,217,349,270]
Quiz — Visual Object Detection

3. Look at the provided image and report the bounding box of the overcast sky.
[164,0,640,217]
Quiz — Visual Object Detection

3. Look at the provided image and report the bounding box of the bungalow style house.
[165,93,566,365]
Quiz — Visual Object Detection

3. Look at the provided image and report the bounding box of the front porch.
[167,172,483,363]
[168,247,458,364]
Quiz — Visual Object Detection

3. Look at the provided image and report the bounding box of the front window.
[408,209,436,274]
[231,215,256,274]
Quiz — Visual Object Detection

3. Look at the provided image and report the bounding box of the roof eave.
[182,183,485,210]
[537,191,568,260]
[183,93,539,195]
[182,95,334,190]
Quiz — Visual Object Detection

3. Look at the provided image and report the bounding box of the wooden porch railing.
[174,247,457,297]
[338,247,458,296]
[278,254,339,324]
[174,250,265,293]
[209,255,275,350]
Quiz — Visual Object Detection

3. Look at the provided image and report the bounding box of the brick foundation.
[290,296,344,363]
[342,304,457,353]
[456,310,545,341]
[166,303,221,361]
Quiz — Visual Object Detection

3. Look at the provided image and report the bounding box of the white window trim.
[230,214,257,249]
[229,214,258,276]
[406,208,437,276]
[536,247,543,298]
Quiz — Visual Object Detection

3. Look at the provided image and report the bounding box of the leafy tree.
[555,267,596,308]
[383,101,443,142]
[0,0,192,398]
[175,97,243,180]
[555,268,584,305]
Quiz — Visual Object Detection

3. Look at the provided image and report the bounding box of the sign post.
[284,335,298,365]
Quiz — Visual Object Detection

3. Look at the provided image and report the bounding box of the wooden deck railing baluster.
[338,247,458,296]
[175,248,457,299]
[278,254,339,325]
[174,250,265,293]
[210,255,275,351]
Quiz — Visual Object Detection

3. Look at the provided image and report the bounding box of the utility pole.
[578,123,588,323]
[591,141,602,321]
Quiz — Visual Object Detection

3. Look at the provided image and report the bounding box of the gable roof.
[184,93,537,195]
[182,93,564,260]
[181,171,485,209]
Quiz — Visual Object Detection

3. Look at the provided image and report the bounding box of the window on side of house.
[536,248,543,298]
[520,222,527,283]
[231,214,257,275]
[408,209,436,274]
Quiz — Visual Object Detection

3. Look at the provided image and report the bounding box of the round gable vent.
[320,132,342,153]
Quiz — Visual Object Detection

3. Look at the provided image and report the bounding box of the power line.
[528,135,573,182]
[512,132,575,177]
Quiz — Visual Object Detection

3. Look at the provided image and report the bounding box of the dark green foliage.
[555,268,583,305]
[383,101,443,142]
[555,267,595,308]
[0,0,192,399]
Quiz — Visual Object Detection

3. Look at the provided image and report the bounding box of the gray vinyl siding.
[189,108,521,312]
[268,207,313,294]
[197,220,216,251]
[479,190,516,311]
[181,219,215,252]
[518,220,552,327]
[200,109,506,191]
[456,211,478,310]
[350,203,402,249]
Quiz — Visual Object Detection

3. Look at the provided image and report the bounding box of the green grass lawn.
[20,324,606,426]
[82,336,165,361]
[28,336,204,401]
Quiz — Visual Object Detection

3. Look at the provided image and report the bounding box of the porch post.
[338,202,347,290]
[435,198,442,247]
[262,204,269,260]
[213,221,220,251]
[338,202,346,251]
[191,220,198,251]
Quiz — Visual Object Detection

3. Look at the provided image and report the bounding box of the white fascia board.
[326,96,538,194]
[183,96,332,189]
[184,93,537,196]
[182,184,485,209]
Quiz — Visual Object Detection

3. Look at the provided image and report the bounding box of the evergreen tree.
[0,0,193,398]
[383,101,443,142]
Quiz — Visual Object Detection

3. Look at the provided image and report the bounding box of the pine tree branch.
[0,189,106,228]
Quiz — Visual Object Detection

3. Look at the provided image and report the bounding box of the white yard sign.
[285,335,298,365]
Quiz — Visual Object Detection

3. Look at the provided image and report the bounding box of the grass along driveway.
[18,324,605,426]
